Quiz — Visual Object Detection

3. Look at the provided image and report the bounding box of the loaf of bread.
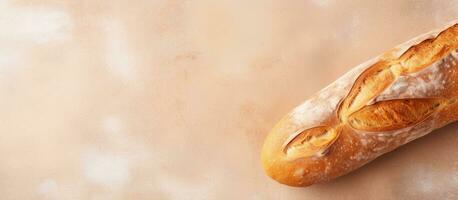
[261,20,458,187]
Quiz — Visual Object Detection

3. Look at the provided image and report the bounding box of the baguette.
[261,20,458,187]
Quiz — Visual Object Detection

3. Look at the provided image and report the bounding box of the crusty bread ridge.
[261,20,458,187]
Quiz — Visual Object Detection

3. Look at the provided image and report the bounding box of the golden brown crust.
[338,61,395,123]
[261,21,458,187]
[347,98,444,132]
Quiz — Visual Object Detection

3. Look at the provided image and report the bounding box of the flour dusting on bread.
[373,50,458,103]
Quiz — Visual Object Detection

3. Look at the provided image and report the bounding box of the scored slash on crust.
[284,126,341,160]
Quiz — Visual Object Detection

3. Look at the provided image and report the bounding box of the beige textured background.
[0,0,457,199]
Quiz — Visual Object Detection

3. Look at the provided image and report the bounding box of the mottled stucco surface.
[0,0,457,199]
